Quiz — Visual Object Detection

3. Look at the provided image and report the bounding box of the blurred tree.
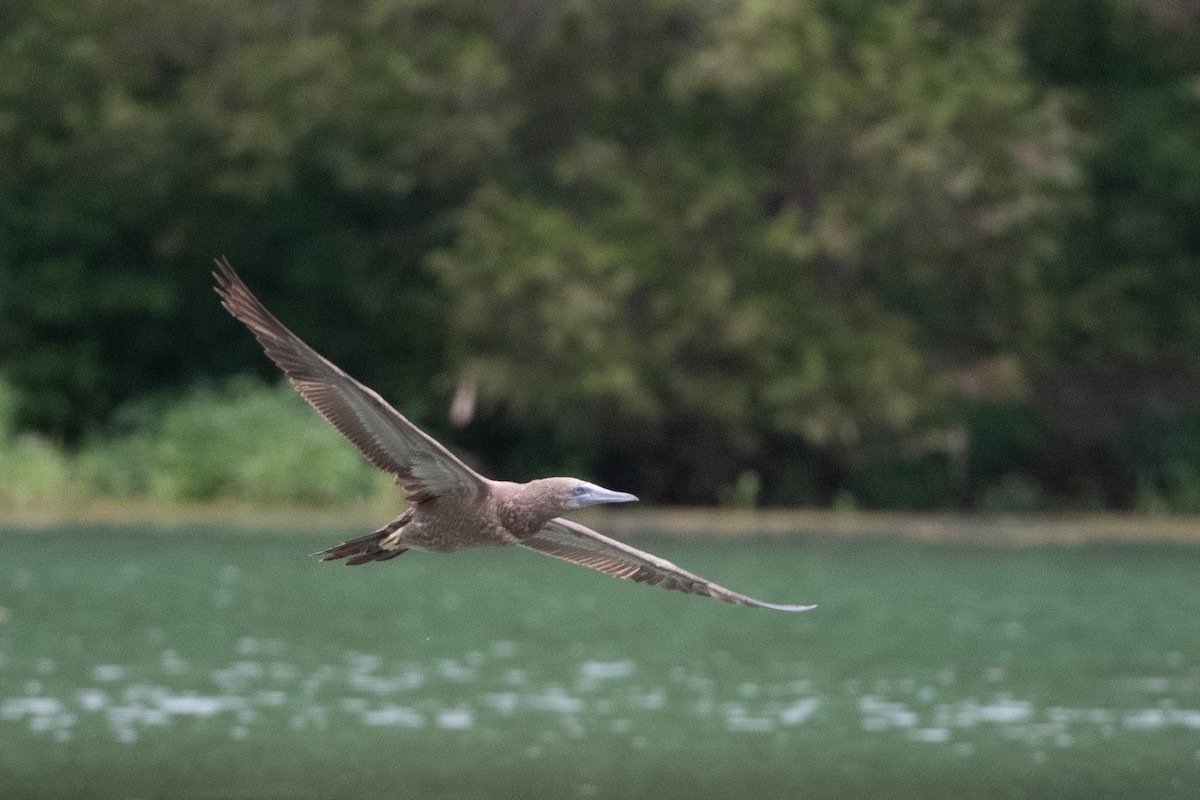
[435,0,1075,501]
[0,0,513,438]
[1026,0,1200,365]
[0,0,1197,508]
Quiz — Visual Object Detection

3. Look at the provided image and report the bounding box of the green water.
[1,524,1199,799]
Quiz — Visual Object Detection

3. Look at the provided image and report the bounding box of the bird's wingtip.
[758,601,817,613]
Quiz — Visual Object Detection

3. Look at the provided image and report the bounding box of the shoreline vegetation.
[5,376,1200,516]
[3,377,1200,543]
[5,2,1200,518]
[2,500,1198,545]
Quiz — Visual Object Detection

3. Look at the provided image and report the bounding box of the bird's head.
[564,479,639,510]
[522,477,639,516]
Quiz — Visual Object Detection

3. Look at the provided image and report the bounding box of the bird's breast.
[401,507,518,553]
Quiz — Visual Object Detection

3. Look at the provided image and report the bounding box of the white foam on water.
[436,659,476,682]
[484,692,518,715]
[562,713,585,739]
[144,708,172,726]
[289,706,329,731]
[360,704,425,728]
[778,697,819,725]
[859,695,918,729]
[10,640,1200,752]
[77,690,108,711]
[627,689,665,711]
[2,697,62,718]
[437,707,474,729]
[1124,708,1167,730]
[908,727,950,743]
[726,714,775,733]
[1169,709,1200,729]
[92,665,124,682]
[348,672,412,694]
[212,661,265,692]
[490,641,518,658]
[344,652,382,673]
[160,650,188,675]
[156,692,246,717]
[578,660,634,688]
[977,698,1033,725]
[526,687,584,714]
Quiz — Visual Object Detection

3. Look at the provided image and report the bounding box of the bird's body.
[214,258,814,612]
[350,479,583,558]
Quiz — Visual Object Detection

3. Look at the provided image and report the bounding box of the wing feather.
[213,257,487,503]
[520,518,815,612]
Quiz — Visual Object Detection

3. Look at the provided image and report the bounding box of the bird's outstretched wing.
[520,518,816,612]
[213,257,488,503]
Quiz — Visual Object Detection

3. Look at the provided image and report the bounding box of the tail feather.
[316,512,411,566]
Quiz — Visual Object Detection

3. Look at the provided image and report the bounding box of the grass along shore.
[2,498,1199,545]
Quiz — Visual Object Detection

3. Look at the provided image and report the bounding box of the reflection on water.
[3,637,1199,752]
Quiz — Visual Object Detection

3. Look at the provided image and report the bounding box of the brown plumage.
[213,257,815,612]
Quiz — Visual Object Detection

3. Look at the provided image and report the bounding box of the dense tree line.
[2,0,1198,509]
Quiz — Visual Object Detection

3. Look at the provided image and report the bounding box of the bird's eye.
[571,485,588,496]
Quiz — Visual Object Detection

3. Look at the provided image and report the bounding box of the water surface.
[1,524,1198,798]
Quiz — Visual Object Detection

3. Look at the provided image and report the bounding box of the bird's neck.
[493,482,562,538]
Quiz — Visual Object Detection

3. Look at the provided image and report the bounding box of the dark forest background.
[2,0,1199,511]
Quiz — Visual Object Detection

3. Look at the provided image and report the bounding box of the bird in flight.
[213,258,814,612]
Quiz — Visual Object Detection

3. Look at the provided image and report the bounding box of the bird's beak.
[571,483,639,509]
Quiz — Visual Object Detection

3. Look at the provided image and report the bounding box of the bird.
[213,257,815,612]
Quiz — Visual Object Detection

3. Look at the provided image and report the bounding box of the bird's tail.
[315,511,411,566]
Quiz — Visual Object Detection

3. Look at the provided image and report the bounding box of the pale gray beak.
[569,482,639,509]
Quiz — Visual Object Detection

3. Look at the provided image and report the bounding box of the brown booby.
[214,258,814,612]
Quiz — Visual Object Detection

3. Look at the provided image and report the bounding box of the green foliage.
[0,378,76,508]
[1120,408,1200,514]
[0,0,506,437]
[1,0,1198,509]
[0,376,391,508]
[1028,0,1200,364]
[845,453,958,511]
[79,378,389,505]
[966,402,1050,489]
